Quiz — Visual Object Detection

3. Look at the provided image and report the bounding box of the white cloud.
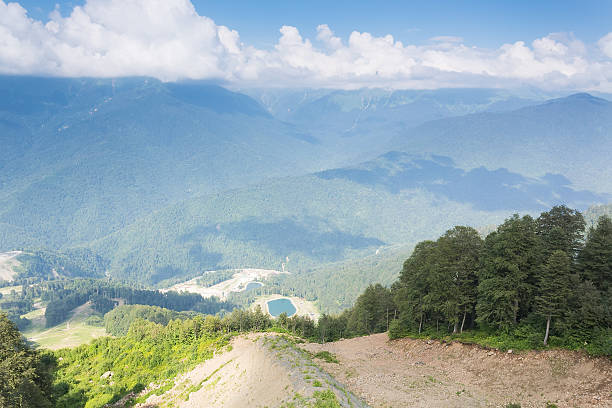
[1,0,611,90]
[599,32,612,58]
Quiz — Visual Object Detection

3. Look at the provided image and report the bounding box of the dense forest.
[0,278,233,330]
[309,206,611,355]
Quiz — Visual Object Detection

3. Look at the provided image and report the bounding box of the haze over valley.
[1,1,611,407]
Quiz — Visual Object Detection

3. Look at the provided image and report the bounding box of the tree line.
[315,206,610,354]
[42,279,235,327]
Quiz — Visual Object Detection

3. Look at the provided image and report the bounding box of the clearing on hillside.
[302,333,612,408]
[0,251,22,281]
[166,268,286,300]
[24,301,107,349]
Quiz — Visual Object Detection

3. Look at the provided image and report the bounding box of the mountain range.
[0,76,610,310]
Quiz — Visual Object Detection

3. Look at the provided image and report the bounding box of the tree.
[577,215,612,292]
[347,284,394,336]
[0,312,54,407]
[477,215,541,330]
[436,226,483,333]
[535,251,571,346]
[536,205,585,260]
[393,241,438,334]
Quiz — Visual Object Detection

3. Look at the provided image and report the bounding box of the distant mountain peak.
[545,92,610,106]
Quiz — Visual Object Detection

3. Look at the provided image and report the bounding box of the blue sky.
[16,0,612,48]
[3,0,612,90]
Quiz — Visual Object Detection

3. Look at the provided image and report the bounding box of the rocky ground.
[301,333,612,408]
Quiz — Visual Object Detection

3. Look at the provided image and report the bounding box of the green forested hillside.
[0,77,326,250]
[91,152,605,287]
[232,244,413,314]
[91,173,499,284]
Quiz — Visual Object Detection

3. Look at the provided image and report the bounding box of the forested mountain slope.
[0,77,325,250]
[392,93,612,193]
[0,79,609,302]
[92,152,605,285]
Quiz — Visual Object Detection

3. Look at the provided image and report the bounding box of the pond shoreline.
[251,294,320,321]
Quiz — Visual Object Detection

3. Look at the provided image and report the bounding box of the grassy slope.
[22,302,107,350]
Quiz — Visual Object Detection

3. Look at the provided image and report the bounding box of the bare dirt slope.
[137,333,368,408]
[166,268,286,300]
[0,250,22,281]
[302,333,612,408]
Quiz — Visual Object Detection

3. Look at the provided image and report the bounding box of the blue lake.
[267,298,296,317]
[245,281,263,291]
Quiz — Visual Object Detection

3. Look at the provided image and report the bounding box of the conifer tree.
[436,226,482,333]
[536,205,585,259]
[535,251,571,346]
[578,215,612,292]
[477,215,540,329]
[393,241,438,333]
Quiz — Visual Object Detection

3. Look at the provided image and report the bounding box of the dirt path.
[137,333,368,408]
[301,333,612,408]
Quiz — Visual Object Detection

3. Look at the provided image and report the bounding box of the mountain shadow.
[317,152,607,211]
[179,217,385,263]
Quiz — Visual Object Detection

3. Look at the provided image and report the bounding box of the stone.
[100,371,113,379]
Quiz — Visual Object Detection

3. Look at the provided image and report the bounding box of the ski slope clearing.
[166,268,287,300]
[0,251,22,281]
[24,302,107,350]
[302,333,612,408]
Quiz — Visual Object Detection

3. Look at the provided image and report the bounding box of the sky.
[2,0,612,90]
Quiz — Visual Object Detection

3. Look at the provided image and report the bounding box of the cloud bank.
[1,0,612,90]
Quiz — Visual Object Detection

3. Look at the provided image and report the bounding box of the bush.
[85,315,104,327]
[314,351,339,363]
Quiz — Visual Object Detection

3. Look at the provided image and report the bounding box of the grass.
[314,351,339,364]
[22,303,107,349]
[0,285,22,296]
[312,390,341,407]
[181,358,234,400]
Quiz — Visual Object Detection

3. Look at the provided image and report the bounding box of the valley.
[2,3,612,408]
[0,77,610,408]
